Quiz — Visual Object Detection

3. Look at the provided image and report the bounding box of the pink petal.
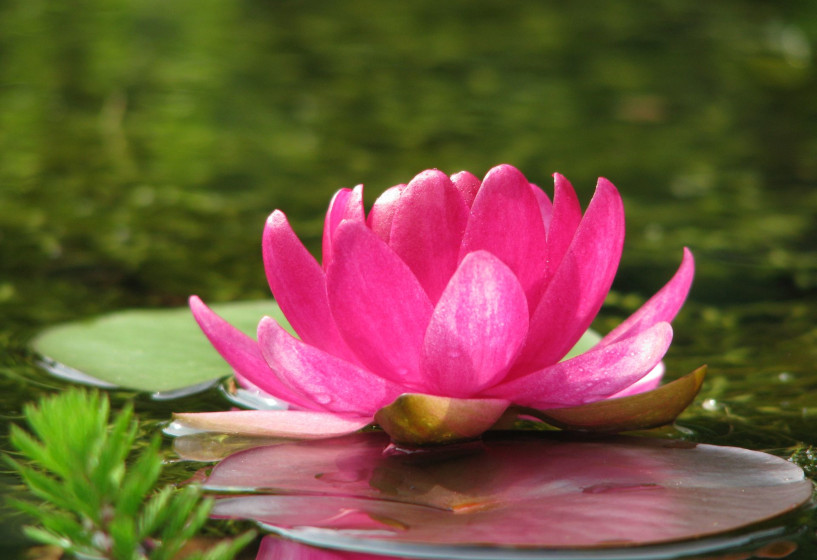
[459,164,548,306]
[262,211,357,362]
[600,248,695,346]
[450,170,481,207]
[608,362,665,399]
[422,252,529,396]
[322,185,364,270]
[544,173,582,283]
[189,296,319,410]
[388,170,469,303]
[529,184,553,231]
[488,322,673,408]
[258,317,404,415]
[171,410,371,439]
[326,221,434,386]
[516,177,625,372]
[366,184,405,244]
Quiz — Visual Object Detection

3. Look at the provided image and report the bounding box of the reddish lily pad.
[205,432,811,556]
[524,365,707,433]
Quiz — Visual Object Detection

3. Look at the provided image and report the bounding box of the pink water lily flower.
[178,164,699,445]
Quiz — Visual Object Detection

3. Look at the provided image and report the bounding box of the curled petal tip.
[413,168,448,180]
[256,315,275,335]
[680,247,695,278]
[595,176,620,194]
[265,209,287,226]
[485,163,525,181]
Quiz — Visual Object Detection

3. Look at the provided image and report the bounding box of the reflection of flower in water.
[181,164,695,444]
[257,536,386,559]
[204,432,812,550]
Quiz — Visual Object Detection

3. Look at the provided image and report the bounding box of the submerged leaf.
[32,301,290,392]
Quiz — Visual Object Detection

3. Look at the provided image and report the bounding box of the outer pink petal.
[366,184,405,243]
[459,164,548,306]
[263,211,357,362]
[423,251,529,397]
[530,184,553,231]
[389,170,469,303]
[450,170,481,207]
[515,177,625,372]
[608,362,665,399]
[544,173,582,283]
[188,296,319,410]
[326,221,434,386]
[258,317,404,415]
[171,410,371,439]
[322,185,364,270]
[488,322,673,408]
[600,248,695,346]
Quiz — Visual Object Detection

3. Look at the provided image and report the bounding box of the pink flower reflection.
[207,432,811,550]
[182,165,695,444]
[257,536,388,560]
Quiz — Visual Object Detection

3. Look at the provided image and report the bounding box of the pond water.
[2,1,817,558]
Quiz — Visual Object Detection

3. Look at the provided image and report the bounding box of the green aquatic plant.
[5,389,254,560]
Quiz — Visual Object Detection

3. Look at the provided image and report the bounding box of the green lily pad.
[562,328,602,360]
[32,300,291,393]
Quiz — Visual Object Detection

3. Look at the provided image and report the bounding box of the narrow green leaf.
[11,466,84,514]
[22,526,74,550]
[138,487,174,538]
[201,531,257,560]
[9,388,233,560]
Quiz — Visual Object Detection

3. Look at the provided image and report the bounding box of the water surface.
[2,1,817,558]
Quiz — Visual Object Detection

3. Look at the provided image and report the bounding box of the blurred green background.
[2,0,817,558]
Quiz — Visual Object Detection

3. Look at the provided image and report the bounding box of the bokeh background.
[2,1,817,558]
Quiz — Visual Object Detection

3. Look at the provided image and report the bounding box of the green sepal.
[524,365,707,432]
[375,393,511,446]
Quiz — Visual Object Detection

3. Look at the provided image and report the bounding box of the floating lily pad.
[563,329,602,360]
[206,432,811,557]
[32,300,291,392]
